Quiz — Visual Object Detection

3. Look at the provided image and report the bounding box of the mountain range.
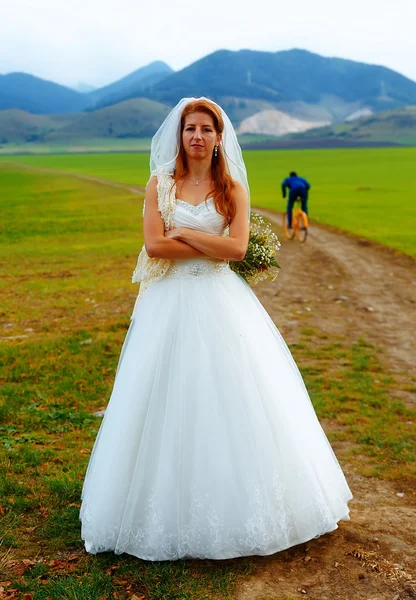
[1,49,416,146]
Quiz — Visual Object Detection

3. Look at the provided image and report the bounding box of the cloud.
[1,0,415,88]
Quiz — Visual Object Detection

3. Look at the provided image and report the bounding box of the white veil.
[149,97,250,218]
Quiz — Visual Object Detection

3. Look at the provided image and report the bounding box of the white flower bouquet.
[230,213,281,284]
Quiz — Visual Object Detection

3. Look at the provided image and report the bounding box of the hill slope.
[0,62,173,115]
[50,98,171,139]
[145,49,416,115]
[0,99,171,144]
[87,61,173,109]
[0,110,59,143]
[0,73,87,114]
[283,104,416,146]
[2,50,416,148]
[2,103,416,150]
[237,109,330,135]
[3,49,416,123]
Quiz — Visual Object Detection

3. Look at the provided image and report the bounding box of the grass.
[5,557,254,600]
[1,147,416,255]
[0,163,142,341]
[291,334,415,481]
[0,136,284,156]
[0,137,153,155]
[244,147,416,256]
[0,164,415,598]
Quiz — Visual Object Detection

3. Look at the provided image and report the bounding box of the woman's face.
[182,112,220,160]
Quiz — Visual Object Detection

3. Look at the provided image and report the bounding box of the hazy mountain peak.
[86,61,174,109]
[74,82,97,93]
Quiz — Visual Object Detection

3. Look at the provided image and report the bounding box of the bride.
[80,97,352,561]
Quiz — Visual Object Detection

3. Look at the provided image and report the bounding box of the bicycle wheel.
[295,211,308,243]
[283,213,295,240]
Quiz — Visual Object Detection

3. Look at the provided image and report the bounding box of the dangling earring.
[214,145,218,157]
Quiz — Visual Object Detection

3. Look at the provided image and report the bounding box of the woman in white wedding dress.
[80,97,352,561]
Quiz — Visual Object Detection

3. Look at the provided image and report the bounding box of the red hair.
[174,99,236,222]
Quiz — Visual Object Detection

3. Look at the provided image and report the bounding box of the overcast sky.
[2,0,416,89]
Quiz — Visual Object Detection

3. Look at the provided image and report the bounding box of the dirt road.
[256,208,415,377]
[236,210,416,600]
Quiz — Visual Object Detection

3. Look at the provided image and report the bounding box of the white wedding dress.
[80,197,352,561]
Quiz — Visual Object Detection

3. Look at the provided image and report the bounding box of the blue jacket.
[282,176,311,198]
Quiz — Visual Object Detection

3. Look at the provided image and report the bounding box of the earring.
[214,145,218,157]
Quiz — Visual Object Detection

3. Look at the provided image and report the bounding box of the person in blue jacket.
[282,172,311,228]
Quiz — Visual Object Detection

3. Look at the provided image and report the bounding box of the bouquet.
[230,212,281,284]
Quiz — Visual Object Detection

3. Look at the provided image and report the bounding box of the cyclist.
[281,171,311,229]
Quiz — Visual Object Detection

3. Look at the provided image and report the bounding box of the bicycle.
[283,198,309,243]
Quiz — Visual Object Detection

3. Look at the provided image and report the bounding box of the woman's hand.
[165,228,185,240]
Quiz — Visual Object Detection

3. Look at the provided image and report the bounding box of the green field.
[0,137,153,155]
[0,136,273,155]
[1,147,415,255]
[0,164,142,333]
[1,163,415,598]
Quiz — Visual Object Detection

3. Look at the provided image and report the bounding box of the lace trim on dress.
[80,464,350,560]
[131,173,177,297]
[165,259,230,279]
[176,197,214,214]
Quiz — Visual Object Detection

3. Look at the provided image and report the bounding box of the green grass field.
[0,137,273,155]
[1,146,415,255]
[0,138,153,155]
[0,150,416,600]
[0,153,415,598]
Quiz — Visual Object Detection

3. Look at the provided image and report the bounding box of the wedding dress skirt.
[80,198,352,561]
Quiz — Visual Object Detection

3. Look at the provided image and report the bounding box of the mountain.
[2,50,416,148]
[0,109,60,143]
[0,99,171,144]
[0,62,173,115]
[49,98,171,139]
[86,61,173,109]
[0,73,87,114]
[140,49,416,125]
[74,82,97,93]
[3,50,416,125]
[2,103,415,149]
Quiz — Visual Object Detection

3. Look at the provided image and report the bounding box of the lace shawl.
[131,173,176,296]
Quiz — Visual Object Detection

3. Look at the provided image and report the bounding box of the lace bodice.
[165,198,230,280]
[131,191,229,297]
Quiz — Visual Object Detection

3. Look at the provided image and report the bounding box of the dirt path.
[6,162,416,598]
[255,208,415,380]
[237,210,416,600]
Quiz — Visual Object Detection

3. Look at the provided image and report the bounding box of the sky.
[2,0,416,90]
